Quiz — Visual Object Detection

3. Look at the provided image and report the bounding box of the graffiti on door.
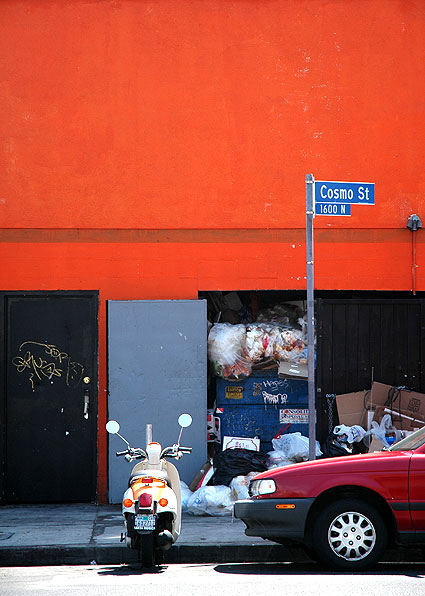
[12,341,84,391]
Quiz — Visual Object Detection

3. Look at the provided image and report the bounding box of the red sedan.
[234,426,425,570]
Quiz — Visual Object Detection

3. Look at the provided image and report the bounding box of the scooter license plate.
[134,514,157,531]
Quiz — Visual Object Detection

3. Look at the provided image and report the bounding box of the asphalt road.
[1,561,425,596]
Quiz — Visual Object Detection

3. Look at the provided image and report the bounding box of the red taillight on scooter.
[138,493,153,508]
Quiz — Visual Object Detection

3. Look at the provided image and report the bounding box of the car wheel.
[310,498,388,571]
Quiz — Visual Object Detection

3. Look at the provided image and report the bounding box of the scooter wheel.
[139,534,156,568]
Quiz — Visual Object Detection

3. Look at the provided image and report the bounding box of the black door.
[316,298,425,440]
[0,292,98,503]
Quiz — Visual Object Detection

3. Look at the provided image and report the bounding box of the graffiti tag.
[12,341,84,391]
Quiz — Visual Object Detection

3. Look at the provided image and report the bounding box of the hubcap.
[328,511,376,561]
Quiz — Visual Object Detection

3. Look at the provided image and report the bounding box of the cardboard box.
[370,382,425,428]
[369,382,395,410]
[373,404,425,431]
[368,436,385,452]
[278,361,308,379]
[336,390,370,428]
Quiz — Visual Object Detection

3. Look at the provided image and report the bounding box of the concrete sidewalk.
[0,503,422,567]
[0,503,306,567]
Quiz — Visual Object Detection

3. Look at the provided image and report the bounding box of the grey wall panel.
[108,299,207,504]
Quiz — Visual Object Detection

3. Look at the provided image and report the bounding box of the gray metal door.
[107,299,207,504]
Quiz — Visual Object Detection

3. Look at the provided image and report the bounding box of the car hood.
[251,450,412,500]
[258,449,411,479]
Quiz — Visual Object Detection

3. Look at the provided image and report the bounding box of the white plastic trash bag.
[333,424,367,443]
[187,485,233,516]
[180,481,193,512]
[272,432,322,462]
[369,414,400,448]
[230,475,250,501]
[266,450,293,469]
[207,323,252,379]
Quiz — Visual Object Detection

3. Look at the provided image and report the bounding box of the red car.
[234,426,425,570]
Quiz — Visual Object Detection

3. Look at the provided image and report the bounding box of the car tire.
[310,498,388,571]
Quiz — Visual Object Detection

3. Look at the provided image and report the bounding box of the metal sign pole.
[306,174,316,460]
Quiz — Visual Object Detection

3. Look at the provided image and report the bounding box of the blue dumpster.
[215,370,309,453]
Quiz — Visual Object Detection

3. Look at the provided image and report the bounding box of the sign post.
[305,174,316,461]
[305,175,375,460]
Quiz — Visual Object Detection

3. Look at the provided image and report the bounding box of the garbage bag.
[180,481,192,512]
[245,324,270,363]
[369,414,400,448]
[271,326,306,363]
[208,448,269,486]
[322,436,353,458]
[245,323,306,364]
[256,303,303,327]
[272,432,322,462]
[266,450,293,469]
[230,475,251,500]
[207,323,252,379]
[333,424,367,443]
[187,485,233,516]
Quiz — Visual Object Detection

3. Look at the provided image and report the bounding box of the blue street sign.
[315,203,351,216]
[315,180,374,205]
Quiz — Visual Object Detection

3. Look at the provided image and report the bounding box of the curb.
[0,544,423,568]
[0,543,306,567]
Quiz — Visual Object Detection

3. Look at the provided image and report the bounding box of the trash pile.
[207,303,308,379]
[186,381,425,516]
[182,448,267,516]
[181,417,406,516]
[335,381,425,453]
[182,433,322,516]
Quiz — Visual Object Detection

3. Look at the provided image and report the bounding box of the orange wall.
[1,0,425,232]
[2,0,425,501]
[1,0,424,285]
[0,231,421,295]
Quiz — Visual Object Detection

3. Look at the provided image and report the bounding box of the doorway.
[0,292,98,503]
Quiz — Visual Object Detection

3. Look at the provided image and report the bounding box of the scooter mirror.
[178,413,192,428]
[106,420,120,434]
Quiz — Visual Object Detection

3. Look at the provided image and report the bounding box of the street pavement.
[0,503,304,566]
[0,503,422,567]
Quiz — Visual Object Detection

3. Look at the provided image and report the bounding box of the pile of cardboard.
[336,381,425,451]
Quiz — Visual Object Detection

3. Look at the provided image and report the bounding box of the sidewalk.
[0,503,306,567]
[0,503,422,567]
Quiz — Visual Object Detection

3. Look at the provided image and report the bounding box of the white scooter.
[106,413,192,567]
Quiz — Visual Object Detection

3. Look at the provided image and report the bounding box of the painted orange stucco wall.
[1,0,425,231]
[1,0,425,500]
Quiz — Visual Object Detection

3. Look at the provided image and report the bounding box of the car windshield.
[389,425,425,451]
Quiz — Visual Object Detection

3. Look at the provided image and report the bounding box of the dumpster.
[215,370,309,453]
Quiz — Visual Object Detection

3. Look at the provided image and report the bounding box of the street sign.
[305,174,376,459]
[315,180,374,205]
[315,203,351,216]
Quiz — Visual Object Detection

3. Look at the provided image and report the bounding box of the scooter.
[106,413,192,567]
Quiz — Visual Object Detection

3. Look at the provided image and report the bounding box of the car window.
[389,426,425,451]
